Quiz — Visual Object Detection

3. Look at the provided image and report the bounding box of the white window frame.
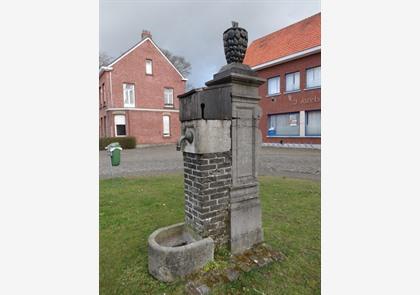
[285,71,300,92]
[100,117,103,137]
[267,76,280,96]
[123,83,135,108]
[306,66,321,89]
[163,115,170,137]
[164,88,174,106]
[114,115,127,137]
[103,116,108,137]
[99,86,102,108]
[102,83,106,106]
[267,112,300,137]
[146,59,153,75]
[305,109,321,136]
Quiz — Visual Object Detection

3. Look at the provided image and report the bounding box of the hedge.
[99,137,137,150]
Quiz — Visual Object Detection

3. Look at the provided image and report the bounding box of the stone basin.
[148,222,214,282]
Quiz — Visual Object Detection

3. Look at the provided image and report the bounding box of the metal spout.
[176,130,194,151]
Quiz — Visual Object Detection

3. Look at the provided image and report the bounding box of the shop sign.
[300,96,320,104]
[287,95,321,105]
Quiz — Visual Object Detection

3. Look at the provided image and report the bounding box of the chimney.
[141,30,152,40]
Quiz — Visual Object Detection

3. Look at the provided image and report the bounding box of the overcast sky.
[100,0,320,87]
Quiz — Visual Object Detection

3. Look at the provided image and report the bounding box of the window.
[305,110,321,136]
[123,83,135,107]
[267,76,280,95]
[99,86,102,107]
[164,88,174,106]
[102,83,106,106]
[100,117,103,137]
[104,116,107,137]
[146,59,153,75]
[114,115,126,136]
[163,115,170,136]
[306,66,321,88]
[285,72,300,92]
[268,112,300,136]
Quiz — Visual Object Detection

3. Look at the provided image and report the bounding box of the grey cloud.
[100,0,320,87]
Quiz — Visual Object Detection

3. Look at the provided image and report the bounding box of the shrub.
[99,136,136,150]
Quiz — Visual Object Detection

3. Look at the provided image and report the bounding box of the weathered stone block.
[230,198,264,254]
[148,223,214,282]
[181,120,231,154]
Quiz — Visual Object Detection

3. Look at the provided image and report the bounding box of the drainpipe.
[109,71,113,108]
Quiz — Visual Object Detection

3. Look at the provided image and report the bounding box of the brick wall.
[256,53,321,144]
[99,71,111,137]
[126,110,181,145]
[183,151,232,246]
[110,39,185,110]
[99,38,186,143]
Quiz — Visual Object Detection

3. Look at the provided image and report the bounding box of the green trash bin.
[106,142,123,166]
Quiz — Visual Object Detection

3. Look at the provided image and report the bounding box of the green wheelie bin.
[106,142,123,166]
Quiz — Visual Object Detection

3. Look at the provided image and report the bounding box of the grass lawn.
[100,175,320,295]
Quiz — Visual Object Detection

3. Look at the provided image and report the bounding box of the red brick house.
[244,13,321,148]
[99,31,187,145]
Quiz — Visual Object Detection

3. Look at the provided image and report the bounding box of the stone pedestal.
[178,63,265,253]
[207,63,265,254]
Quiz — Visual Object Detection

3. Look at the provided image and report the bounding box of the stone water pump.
[148,21,266,282]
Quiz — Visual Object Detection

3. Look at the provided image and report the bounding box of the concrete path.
[100,145,320,181]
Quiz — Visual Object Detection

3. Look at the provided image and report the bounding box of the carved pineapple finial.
[223,21,248,64]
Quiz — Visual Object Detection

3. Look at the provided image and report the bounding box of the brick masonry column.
[183,151,232,246]
[177,88,233,247]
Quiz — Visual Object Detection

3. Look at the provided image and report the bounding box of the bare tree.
[161,49,192,77]
[99,51,113,68]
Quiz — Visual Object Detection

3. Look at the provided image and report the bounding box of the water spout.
[176,129,194,151]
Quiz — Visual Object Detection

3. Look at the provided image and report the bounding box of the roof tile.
[243,13,321,67]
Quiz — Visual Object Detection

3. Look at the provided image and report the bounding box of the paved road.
[100,145,320,181]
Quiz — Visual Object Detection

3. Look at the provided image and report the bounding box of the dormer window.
[146,59,153,75]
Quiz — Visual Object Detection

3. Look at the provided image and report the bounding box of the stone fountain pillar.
[177,22,266,254]
[148,22,266,283]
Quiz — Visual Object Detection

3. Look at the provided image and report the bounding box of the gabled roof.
[243,12,321,69]
[99,37,188,80]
